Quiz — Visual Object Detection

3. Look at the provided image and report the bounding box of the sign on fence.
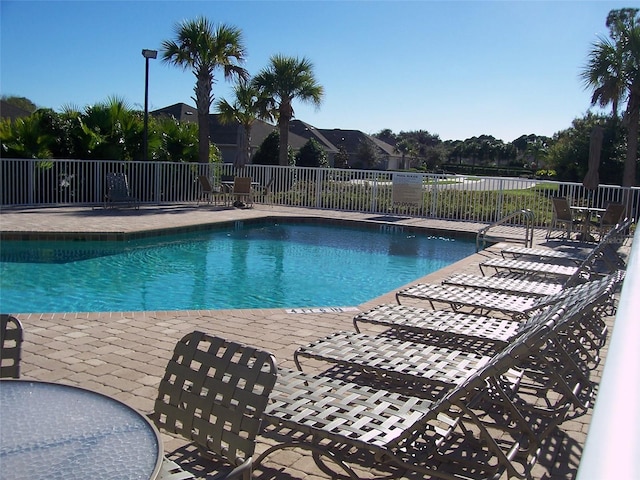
[392,173,423,206]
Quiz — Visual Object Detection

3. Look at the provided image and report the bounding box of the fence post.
[314,168,324,208]
[430,174,439,218]
[27,159,35,205]
[495,178,505,222]
[370,175,378,213]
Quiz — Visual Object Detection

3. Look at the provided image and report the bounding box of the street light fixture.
[142,49,157,161]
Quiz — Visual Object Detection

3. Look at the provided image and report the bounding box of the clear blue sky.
[0,0,631,142]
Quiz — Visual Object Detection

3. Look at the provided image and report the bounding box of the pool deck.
[0,204,620,480]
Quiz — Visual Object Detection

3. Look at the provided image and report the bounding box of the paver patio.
[0,204,620,479]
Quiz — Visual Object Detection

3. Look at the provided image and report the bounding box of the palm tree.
[252,55,324,166]
[215,80,273,168]
[581,8,640,187]
[80,96,141,160]
[161,17,248,163]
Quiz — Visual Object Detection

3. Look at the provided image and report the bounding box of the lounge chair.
[500,245,587,264]
[295,331,494,390]
[257,296,602,480]
[1,314,23,379]
[395,269,621,320]
[502,217,630,265]
[149,332,278,480]
[546,196,580,239]
[444,272,568,297]
[477,218,629,279]
[395,283,547,319]
[105,172,139,209]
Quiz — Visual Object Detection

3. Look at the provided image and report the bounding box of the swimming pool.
[0,221,475,313]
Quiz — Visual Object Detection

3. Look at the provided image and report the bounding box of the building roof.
[151,103,397,158]
[151,103,197,123]
[289,120,339,153]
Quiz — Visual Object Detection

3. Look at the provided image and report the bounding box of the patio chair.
[197,175,227,206]
[149,332,278,480]
[546,196,579,239]
[592,203,626,241]
[257,298,597,480]
[0,314,23,379]
[395,283,545,319]
[229,177,254,208]
[105,172,139,209]
[257,177,274,206]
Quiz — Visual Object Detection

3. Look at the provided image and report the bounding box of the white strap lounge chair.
[500,217,630,268]
[395,270,622,320]
[478,221,625,279]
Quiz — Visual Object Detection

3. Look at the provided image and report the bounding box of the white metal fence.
[2,158,639,226]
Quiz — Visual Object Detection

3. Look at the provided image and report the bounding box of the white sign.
[392,173,423,206]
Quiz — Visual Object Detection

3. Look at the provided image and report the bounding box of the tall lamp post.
[141,49,157,161]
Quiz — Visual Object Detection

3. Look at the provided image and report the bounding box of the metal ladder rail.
[476,209,535,252]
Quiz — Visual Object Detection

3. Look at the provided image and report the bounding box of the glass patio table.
[0,380,162,480]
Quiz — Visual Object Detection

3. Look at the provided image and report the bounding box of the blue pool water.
[0,222,474,313]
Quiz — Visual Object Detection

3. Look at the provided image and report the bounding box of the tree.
[334,145,350,169]
[1,95,37,113]
[252,131,280,165]
[252,55,323,166]
[162,17,248,163]
[581,8,640,186]
[374,129,397,146]
[512,134,550,170]
[215,80,272,168]
[156,116,199,162]
[545,112,624,184]
[0,111,54,158]
[79,96,143,160]
[296,138,328,167]
[355,138,384,170]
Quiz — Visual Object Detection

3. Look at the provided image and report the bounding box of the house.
[152,103,401,169]
[153,103,306,163]
[289,121,401,169]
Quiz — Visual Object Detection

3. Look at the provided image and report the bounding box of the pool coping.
[0,211,480,243]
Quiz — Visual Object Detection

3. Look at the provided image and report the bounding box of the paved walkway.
[0,204,617,479]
